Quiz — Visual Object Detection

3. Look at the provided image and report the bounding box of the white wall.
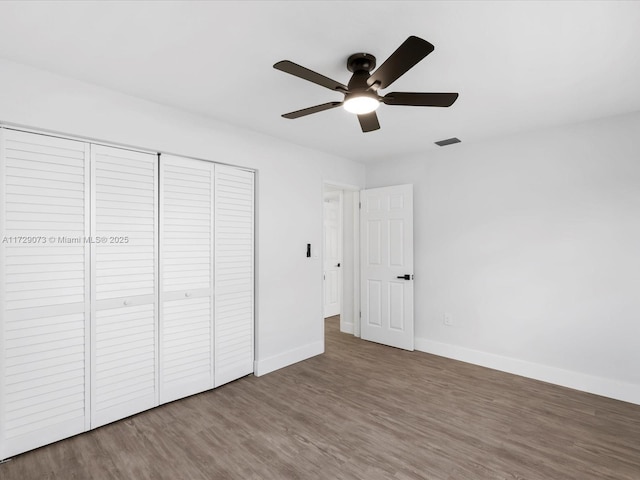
[366,111,640,405]
[339,190,359,335]
[0,58,365,375]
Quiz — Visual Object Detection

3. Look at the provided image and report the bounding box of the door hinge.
[359,311,361,318]
[359,202,361,209]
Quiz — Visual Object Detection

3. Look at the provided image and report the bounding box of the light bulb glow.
[343,95,380,114]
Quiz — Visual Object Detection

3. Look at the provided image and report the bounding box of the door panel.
[91,145,158,428]
[93,303,156,421]
[159,155,214,404]
[0,129,90,459]
[214,165,254,387]
[360,184,414,350]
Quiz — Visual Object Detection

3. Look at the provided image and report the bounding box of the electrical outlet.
[443,313,453,326]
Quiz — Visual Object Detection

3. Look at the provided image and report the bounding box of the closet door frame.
[0,123,257,459]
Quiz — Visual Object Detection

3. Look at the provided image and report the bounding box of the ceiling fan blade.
[274,60,348,92]
[282,101,343,119]
[367,36,435,90]
[358,112,380,132]
[382,92,459,107]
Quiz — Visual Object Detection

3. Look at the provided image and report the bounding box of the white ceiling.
[0,1,639,163]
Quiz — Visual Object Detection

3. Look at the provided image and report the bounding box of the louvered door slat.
[91,145,158,429]
[214,165,254,387]
[0,129,90,460]
[159,155,214,404]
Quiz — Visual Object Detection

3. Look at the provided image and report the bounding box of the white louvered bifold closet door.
[90,145,158,428]
[214,165,254,387]
[0,129,90,459]
[159,155,214,404]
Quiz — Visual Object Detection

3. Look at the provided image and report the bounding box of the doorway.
[323,189,342,318]
[322,183,360,336]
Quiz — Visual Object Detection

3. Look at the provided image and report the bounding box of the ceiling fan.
[273,36,459,133]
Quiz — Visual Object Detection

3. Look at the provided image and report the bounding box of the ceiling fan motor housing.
[347,53,376,73]
[347,54,377,94]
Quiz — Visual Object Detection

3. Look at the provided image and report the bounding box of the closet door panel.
[91,145,158,428]
[159,155,214,404]
[0,129,90,459]
[214,165,254,387]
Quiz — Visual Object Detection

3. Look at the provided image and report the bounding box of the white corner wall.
[340,191,355,335]
[0,58,365,377]
[366,111,640,405]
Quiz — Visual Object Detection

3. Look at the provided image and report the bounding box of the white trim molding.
[340,321,354,335]
[254,341,324,377]
[415,337,640,406]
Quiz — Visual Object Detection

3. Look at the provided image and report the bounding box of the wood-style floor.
[2,316,639,480]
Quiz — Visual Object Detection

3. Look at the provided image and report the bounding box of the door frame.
[322,182,361,338]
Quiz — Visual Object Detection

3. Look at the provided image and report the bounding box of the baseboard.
[254,340,324,377]
[340,321,354,334]
[415,337,640,406]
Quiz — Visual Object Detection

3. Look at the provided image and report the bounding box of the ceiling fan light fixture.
[343,95,380,115]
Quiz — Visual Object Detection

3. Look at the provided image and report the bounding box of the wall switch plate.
[443,313,453,326]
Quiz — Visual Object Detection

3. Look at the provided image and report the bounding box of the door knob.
[396,274,412,280]
[336,263,341,267]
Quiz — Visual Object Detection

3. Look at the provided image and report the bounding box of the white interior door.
[360,184,414,350]
[90,145,158,428]
[159,154,214,404]
[323,191,342,318]
[0,129,91,459]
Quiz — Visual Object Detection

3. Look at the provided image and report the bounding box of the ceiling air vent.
[435,137,461,147]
